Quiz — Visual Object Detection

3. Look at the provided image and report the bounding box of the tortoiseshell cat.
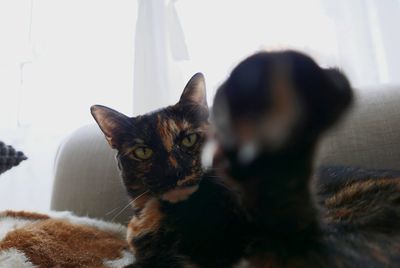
[315,165,400,232]
[211,50,400,267]
[91,74,248,268]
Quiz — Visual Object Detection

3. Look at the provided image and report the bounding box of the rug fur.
[0,210,135,267]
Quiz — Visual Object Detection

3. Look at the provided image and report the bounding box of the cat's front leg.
[126,230,191,268]
[127,198,164,260]
[126,198,189,268]
[127,198,164,247]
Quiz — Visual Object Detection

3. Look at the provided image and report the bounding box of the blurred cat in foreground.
[210,50,400,267]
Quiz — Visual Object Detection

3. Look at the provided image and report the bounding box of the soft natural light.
[0,0,137,210]
[0,0,399,211]
[176,0,340,103]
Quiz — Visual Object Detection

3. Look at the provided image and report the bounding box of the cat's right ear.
[179,73,207,107]
[90,105,130,149]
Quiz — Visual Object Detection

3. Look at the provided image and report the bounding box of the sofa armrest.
[50,124,134,224]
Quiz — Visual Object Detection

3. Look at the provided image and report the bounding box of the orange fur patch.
[178,120,191,130]
[169,155,178,168]
[167,119,181,133]
[328,208,353,220]
[157,115,178,152]
[325,178,400,208]
[128,198,164,238]
[132,192,152,211]
[176,174,198,187]
[161,185,199,203]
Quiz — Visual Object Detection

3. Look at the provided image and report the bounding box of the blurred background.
[0,0,399,211]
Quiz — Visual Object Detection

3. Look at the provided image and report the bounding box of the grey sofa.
[50,85,400,225]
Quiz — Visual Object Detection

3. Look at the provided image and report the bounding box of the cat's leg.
[126,198,190,268]
[127,226,194,268]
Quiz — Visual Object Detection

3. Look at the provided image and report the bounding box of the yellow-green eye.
[181,133,198,147]
[133,147,153,160]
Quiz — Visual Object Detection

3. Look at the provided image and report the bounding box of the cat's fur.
[211,50,400,267]
[91,74,248,268]
[317,166,400,233]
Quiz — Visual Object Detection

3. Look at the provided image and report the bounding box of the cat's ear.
[319,68,353,129]
[179,73,207,107]
[289,52,353,133]
[90,105,130,149]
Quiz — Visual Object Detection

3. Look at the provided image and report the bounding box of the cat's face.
[91,73,209,203]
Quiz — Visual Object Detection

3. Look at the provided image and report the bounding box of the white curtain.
[133,0,189,115]
[175,0,400,100]
[321,0,400,86]
[0,0,138,211]
[0,0,399,211]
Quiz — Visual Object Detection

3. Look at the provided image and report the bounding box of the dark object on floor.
[0,141,27,175]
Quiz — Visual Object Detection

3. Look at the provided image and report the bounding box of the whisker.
[111,200,134,222]
[105,206,120,216]
[111,190,150,222]
[132,190,150,203]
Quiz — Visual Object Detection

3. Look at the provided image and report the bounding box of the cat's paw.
[211,50,353,172]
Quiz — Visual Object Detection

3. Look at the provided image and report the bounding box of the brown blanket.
[0,210,135,267]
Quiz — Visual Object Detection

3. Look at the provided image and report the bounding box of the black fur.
[212,51,400,267]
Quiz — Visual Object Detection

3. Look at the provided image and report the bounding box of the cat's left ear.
[179,73,207,107]
[90,105,131,149]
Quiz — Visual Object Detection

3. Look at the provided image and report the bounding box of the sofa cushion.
[316,85,400,169]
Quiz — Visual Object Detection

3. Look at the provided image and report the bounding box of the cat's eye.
[181,133,198,148]
[133,146,153,160]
